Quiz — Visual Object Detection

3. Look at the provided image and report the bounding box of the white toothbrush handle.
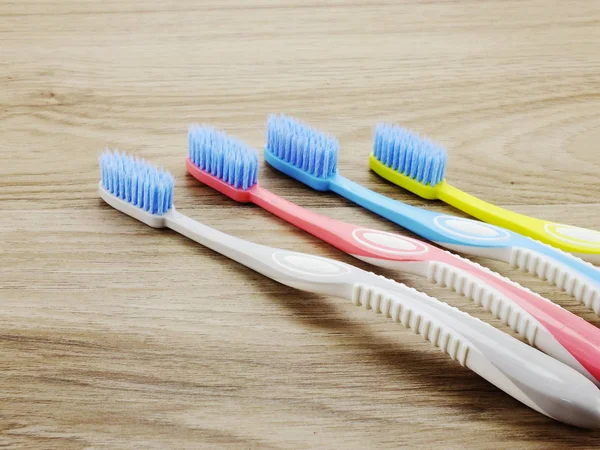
[356,254,598,385]
[164,209,356,298]
[352,282,600,429]
[163,208,600,428]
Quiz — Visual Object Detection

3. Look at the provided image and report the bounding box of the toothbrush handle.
[445,232,600,316]
[330,174,454,241]
[166,209,364,298]
[165,210,599,427]
[438,183,600,261]
[425,252,600,384]
[329,175,521,249]
[353,241,600,385]
[354,281,600,429]
[508,238,600,314]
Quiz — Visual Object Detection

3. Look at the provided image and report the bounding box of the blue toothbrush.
[264,114,600,315]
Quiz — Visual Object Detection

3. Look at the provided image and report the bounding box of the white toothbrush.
[98,149,600,429]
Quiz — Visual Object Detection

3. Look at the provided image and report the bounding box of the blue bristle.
[266,114,338,179]
[99,150,174,215]
[188,124,259,190]
[373,123,448,186]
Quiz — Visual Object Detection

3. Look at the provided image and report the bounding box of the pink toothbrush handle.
[251,186,600,384]
[430,252,600,383]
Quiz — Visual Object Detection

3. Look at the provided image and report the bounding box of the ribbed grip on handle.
[353,283,471,365]
[511,245,600,315]
[421,251,600,386]
[350,282,600,429]
[426,261,540,345]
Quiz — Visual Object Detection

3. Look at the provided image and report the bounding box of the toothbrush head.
[99,150,175,227]
[370,123,448,199]
[264,114,338,191]
[187,124,259,202]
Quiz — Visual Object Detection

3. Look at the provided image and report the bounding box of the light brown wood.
[2,0,600,448]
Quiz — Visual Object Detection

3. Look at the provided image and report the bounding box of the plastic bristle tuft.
[266,114,338,179]
[99,150,174,215]
[373,123,448,186]
[188,125,259,190]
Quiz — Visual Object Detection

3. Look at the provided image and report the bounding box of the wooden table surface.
[2,1,600,448]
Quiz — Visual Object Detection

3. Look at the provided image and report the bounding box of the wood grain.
[2,0,600,448]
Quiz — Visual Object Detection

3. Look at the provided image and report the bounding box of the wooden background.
[2,0,600,448]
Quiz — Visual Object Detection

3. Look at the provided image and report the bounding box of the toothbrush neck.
[249,185,359,251]
[166,209,253,262]
[437,183,543,231]
[328,174,432,226]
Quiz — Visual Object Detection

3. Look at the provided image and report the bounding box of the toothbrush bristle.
[266,114,338,179]
[99,150,174,215]
[373,124,448,186]
[188,125,258,190]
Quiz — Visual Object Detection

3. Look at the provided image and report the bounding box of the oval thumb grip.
[544,223,600,251]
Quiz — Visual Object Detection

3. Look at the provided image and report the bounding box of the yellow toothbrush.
[369,124,600,265]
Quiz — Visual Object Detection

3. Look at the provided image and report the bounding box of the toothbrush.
[263,115,600,319]
[369,123,600,265]
[187,124,600,387]
[99,149,600,428]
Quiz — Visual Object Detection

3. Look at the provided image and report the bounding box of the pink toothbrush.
[187,124,600,387]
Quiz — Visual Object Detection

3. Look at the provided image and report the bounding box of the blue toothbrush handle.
[507,237,600,313]
[331,175,600,314]
[330,175,520,249]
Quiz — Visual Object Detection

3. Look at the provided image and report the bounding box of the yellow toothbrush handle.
[438,183,600,261]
